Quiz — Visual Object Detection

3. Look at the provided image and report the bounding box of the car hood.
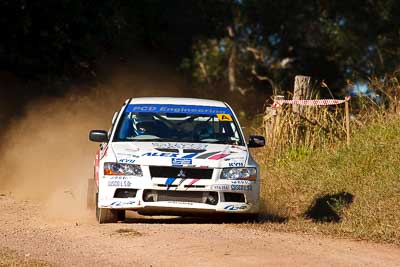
[110,142,249,168]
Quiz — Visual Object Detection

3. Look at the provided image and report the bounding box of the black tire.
[86,179,96,209]
[95,192,125,224]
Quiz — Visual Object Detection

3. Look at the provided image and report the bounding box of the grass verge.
[254,116,400,245]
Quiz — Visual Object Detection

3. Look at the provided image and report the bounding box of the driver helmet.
[195,122,214,140]
[132,113,158,136]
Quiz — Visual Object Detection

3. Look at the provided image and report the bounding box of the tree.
[186,0,400,96]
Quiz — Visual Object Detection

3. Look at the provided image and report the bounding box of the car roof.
[128,97,228,108]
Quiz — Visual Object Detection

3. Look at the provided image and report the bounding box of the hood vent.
[183,149,207,153]
[155,148,179,153]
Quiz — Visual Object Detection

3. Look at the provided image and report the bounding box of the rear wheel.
[95,193,125,223]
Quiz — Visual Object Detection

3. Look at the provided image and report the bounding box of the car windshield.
[113,104,244,145]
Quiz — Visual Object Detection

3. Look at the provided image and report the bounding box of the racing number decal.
[217,114,233,121]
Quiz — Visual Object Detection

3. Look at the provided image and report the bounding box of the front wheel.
[95,193,125,223]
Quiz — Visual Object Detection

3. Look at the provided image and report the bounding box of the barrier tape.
[273,97,350,107]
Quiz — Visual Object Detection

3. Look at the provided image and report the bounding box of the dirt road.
[1,194,400,267]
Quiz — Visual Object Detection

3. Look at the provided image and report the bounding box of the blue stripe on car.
[125,104,232,115]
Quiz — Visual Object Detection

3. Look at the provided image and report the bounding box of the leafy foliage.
[186,0,400,95]
[1,0,400,97]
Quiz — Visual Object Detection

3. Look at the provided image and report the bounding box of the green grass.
[255,116,400,244]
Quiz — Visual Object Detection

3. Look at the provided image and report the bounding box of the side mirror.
[89,130,109,142]
[248,135,265,148]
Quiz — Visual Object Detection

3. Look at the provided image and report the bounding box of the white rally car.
[88,97,265,223]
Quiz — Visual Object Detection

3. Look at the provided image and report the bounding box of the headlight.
[104,162,143,176]
[220,167,257,181]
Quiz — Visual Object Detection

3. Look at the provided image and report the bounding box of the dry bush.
[261,99,346,162]
[253,72,400,244]
[369,69,400,114]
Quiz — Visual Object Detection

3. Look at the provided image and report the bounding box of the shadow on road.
[124,211,288,225]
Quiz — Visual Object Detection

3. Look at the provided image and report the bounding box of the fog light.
[114,189,137,198]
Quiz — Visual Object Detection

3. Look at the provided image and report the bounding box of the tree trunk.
[228,43,236,92]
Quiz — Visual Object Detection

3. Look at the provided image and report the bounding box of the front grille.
[149,166,213,179]
[143,190,218,205]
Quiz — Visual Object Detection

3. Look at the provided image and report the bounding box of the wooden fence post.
[293,75,312,146]
[293,75,312,114]
[345,96,351,146]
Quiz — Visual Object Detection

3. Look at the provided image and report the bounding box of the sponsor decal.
[231,184,252,191]
[125,104,233,115]
[117,153,140,158]
[142,152,198,159]
[152,142,208,150]
[109,200,136,207]
[195,151,220,159]
[224,157,246,161]
[208,153,229,160]
[172,158,192,166]
[211,184,252,191]
[228,162,244,167]
[142,152,179,157]
[176,178,186,189]
[185,178,200,189]
[108,180,132,187]
[217,114,233,121]
[118,159,136,164]
[142,152,198,166]
[109,176,131,180]
[175,170,187,189]
[224,204,248,211]
[211,184,230,190]
[231,180,253,185]
[167,201,194,205]
[165,177,177,190]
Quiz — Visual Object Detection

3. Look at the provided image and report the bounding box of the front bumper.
[98,176,260,214]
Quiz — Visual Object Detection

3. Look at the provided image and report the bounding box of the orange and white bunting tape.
[274,97,350,106]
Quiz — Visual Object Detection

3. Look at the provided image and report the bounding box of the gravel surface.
[1,194,399,267]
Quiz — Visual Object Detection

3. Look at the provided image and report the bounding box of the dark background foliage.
[1,0,399,122]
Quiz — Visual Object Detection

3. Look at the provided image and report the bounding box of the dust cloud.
[0,62,189,222]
